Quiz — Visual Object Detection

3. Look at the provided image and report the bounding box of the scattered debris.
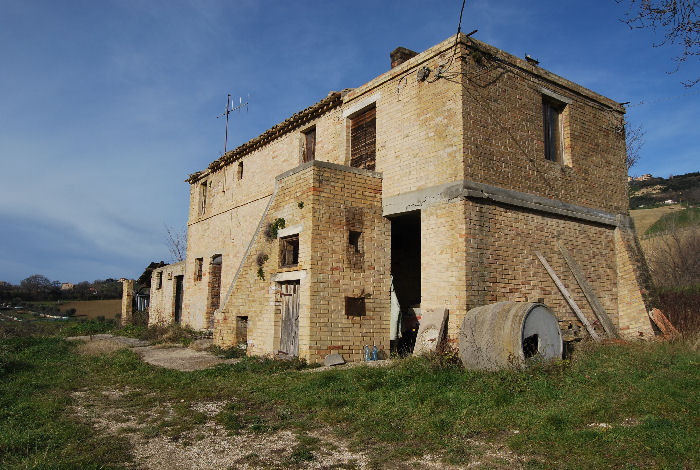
[648,308,680,338]
[323,352,345,366]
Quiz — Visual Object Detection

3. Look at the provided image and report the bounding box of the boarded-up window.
[280,235,299,267]
[195,258,203,281]
[543,97,565,162]
[345,297,366,317]
[237,161,244,180]
[303,127,316,162]
[350,106,376,170]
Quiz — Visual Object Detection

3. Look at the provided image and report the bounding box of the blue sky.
[1,0,698,285]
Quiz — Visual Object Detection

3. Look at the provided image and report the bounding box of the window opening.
[156,271,162,289]
[279,235,299,267]
[199,181,207,215]
[542,97,565,163]
[303,127,316,162]
[194,258,203,281]
[345,297,366,317]
[350,106,376,170]
[237,161,244,180]
[349,230,362,253]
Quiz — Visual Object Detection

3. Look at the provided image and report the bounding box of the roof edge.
[186,91,344,184]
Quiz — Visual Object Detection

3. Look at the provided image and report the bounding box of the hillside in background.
[629,172,700,209]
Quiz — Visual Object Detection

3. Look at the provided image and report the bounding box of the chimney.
[390,47,418,68]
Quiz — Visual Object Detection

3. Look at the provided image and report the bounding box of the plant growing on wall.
[256,267,265,280]
[256,253,269,267]
[265,218,286,240]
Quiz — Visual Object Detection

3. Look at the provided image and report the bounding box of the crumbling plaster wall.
[148,261,185,326]
[182,107,342,330]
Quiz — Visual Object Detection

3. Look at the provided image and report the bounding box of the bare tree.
[619,0,700,86]
[646,221,700,288]
[625,121,646,171]
[165,224,187,262]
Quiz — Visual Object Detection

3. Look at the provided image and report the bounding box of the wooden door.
[279,281,300,356]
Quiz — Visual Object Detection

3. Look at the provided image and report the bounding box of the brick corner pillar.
[614,215,655,339]
[121,278,134,326]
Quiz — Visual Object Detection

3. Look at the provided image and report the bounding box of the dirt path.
[70,387,521,469]
[67,334,239,371]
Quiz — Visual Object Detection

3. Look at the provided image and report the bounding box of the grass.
[1,317,698,468]
[630,205,682,236]
[645,207,700,236]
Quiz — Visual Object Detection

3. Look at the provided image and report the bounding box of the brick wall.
[184,33,653,353]
[215,162,389,363]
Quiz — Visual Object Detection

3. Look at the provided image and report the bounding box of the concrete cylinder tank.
[458,302,563,370]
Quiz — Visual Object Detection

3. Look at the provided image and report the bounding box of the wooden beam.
[558,243,619,338]
[536,251,601,341]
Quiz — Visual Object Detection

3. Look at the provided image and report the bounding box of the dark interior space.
[390,211,421,354]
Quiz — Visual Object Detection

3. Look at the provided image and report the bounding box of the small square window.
[195,258,203,281]
[279,235,299,267]
[345,297,366,317]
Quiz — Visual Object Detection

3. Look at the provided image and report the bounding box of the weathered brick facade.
[158,33,654,362]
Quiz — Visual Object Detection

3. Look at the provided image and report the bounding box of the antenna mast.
[217,93,249,154]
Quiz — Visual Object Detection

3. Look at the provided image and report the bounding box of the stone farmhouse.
[138,33,654,364]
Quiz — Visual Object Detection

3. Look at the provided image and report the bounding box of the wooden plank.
[649,308,680,338]
[558,243,619,338]
[536,251,601,341]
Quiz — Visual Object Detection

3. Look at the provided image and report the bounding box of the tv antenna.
[217,93,249,154]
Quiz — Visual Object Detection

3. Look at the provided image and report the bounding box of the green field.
[645,207,700,237]
[1,316,698,469]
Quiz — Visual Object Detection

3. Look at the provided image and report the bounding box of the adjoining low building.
[144,33,654,363]
[148,261,185,326]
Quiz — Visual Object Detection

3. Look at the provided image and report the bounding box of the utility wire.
[624,88,700,107]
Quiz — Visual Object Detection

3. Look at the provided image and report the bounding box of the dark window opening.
[195,258,203,281]
[156,272,162,290]
[349,230,362,253]
[237,161,244,180]
[236,316,248,348]
[523,334,539,359]
[345,296,366,317]
[280,235,299,267]
[543,97,565,162]
[199,181,207,215]
[303,127,316,162]
[350,106,376,170]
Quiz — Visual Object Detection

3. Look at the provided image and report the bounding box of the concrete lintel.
[342,92,381,118]
[278,224,303,238]
[383,180,618,226]
[271,270,307,282]
[539,86,573,104]
[276,160,382,182]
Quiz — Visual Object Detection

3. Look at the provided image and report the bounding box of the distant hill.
[629,172,700,209]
